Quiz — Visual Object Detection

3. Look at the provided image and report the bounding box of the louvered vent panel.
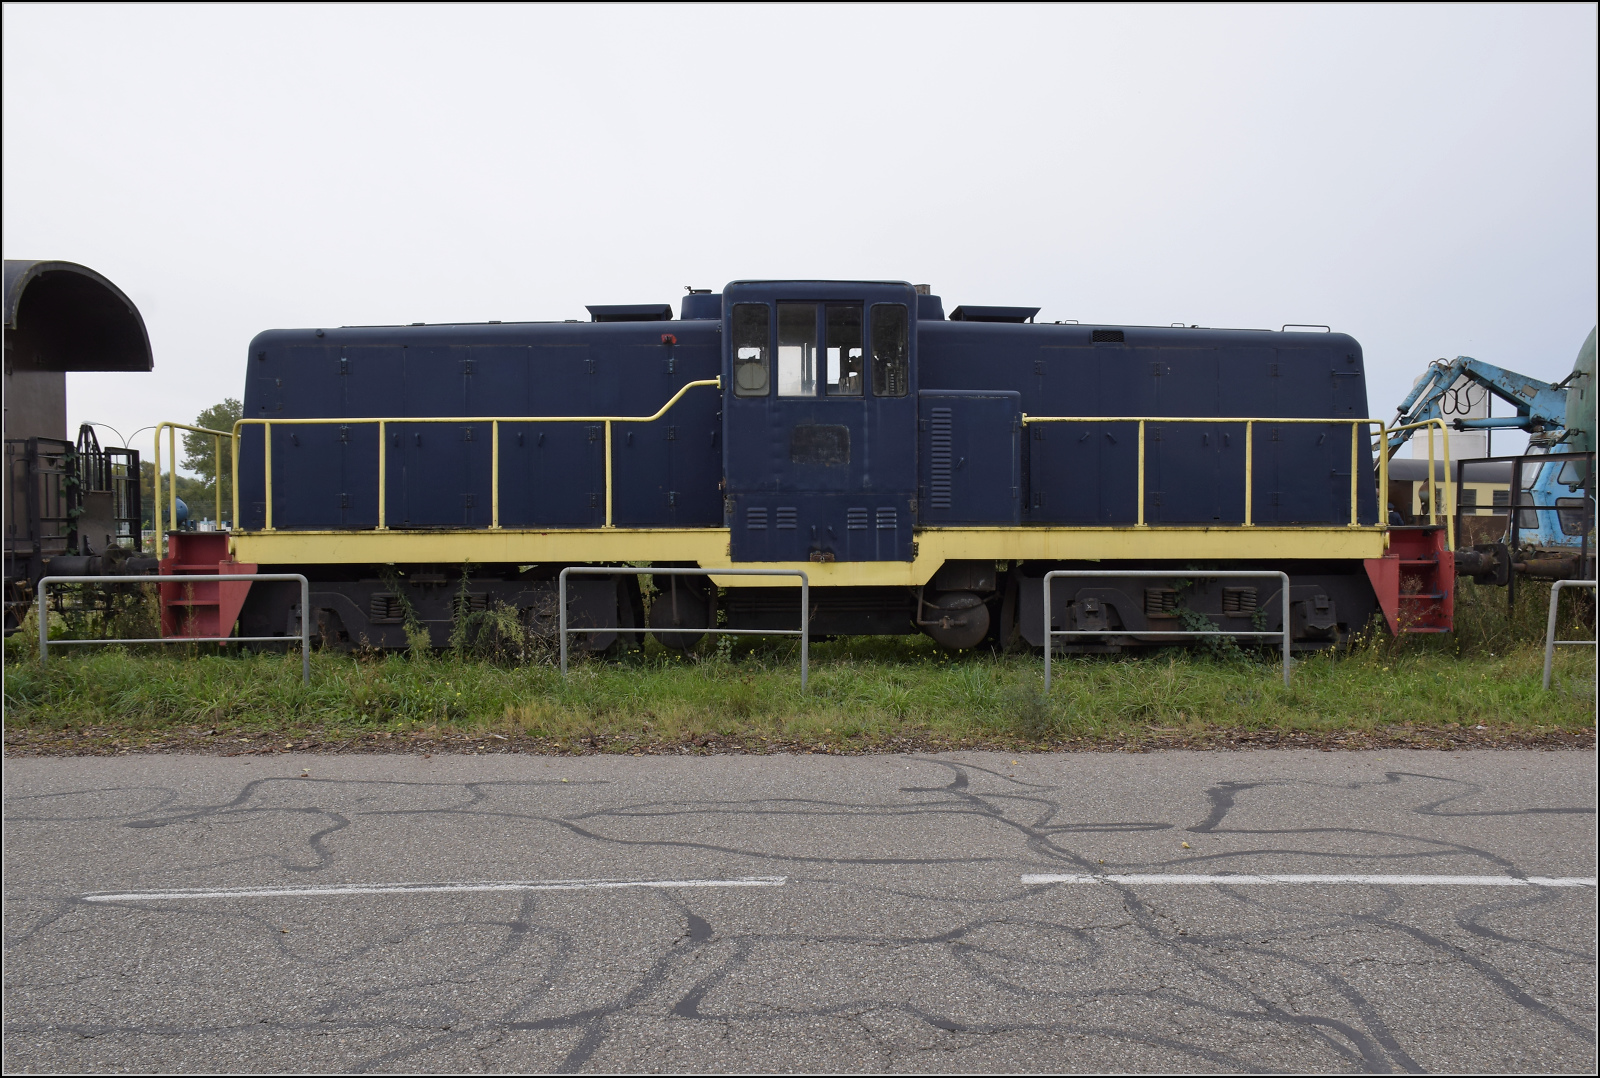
[746,507,768,530]
[876,507,897,531]
[846,508,869,531]
[929,407,953,509]
[775,507,798,530]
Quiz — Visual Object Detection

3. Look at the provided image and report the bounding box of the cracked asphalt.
[3,750,1594,1073]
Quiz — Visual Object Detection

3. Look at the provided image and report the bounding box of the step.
[1398,559,1438,568]
[1400,626,1451,634]
[166,563,230,571]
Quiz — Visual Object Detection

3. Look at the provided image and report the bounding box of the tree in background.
[179,398,241,526]
[140,461,212,531]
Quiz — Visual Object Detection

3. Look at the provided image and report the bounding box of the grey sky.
[4,3,1595,462]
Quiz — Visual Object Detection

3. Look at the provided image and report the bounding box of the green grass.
[3,580,1594,753]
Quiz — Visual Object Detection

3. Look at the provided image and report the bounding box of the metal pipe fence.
[1543,578,1598,692]
[1042,570,1293,690]
[558,567,810,689]
[37,573,312,684]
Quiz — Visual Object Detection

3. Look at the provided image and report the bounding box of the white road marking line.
[82,876,788,903]
[1022,873,1596,887]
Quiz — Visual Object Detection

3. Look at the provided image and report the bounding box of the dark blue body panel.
[917,390,1022,526]
[916,322,1378,526]
[239,324,722,532]
[238,285,1378,549]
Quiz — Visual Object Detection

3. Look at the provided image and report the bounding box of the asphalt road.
[3,749,1594,1074]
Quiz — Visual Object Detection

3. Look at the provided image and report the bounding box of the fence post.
[1544,579,1599,691]
[1281,574,1292,688]
[1043,573,1053,693]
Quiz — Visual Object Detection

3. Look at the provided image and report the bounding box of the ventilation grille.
[1223,587,1258,616]
[775,507,798,530]
[876,507,898,531]
[1092,329,1125,343]
[1144,588,1178,616]
[846,508,869,531]
[929,407,953,509]
[369,593,404,624]
[746,507,767,530]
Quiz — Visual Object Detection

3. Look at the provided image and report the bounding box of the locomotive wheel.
[922,590,990,651]
[648,575,711,651]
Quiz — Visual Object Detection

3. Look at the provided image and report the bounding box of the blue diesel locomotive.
[164,279,1436,653]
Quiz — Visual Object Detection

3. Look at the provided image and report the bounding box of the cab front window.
[731,303,770,397]
[871,303,908,397]
[778,303,817,397]
[826,305,864,396]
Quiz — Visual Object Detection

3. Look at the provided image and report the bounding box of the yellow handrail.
[1386,418,1455,549]
[227,378,721,532]
[1019,415,1438,539]
[153,422,233,558]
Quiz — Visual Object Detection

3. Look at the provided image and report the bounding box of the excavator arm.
[1387,355,1571,457]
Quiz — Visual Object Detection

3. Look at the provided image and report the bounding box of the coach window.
[871,303,908,397]
[826,305,864,396]
[732,304,770,397]
[778,302,818,397]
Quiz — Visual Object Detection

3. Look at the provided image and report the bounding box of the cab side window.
[732,304,770,397]
[826,305,864,396]
[871,303,909,397]
[778,303,818,397]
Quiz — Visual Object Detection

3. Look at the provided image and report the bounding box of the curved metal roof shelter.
[3,260,152,372]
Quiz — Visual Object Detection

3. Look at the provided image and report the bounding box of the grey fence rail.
[1543,579,1598,692]
[37,573,312,684]
[558,566,810,689]
[1042,570,1293,690]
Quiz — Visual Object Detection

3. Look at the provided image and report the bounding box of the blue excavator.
[1388,327,1595,582]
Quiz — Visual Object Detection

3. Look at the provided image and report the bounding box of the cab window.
[731,304,770,397]
[871,303,908,397]
[778,303,817,397]
[826,305,864,396]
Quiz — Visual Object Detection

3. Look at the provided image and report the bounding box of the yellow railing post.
[153,426,163,558]
[1426,425,1437,526]
[603,420,614,528]
[377,421,387,530]
[490,420,500,529]
[1136,420,1147,527]
[231,428,241,534]
[263,421,274,531]
[1243,421,1254,527]
[1440,421,1454,550]
[1348,421,1359,527]
[1378,421,1389,544]
[214,433,223,527]
[168,425,178,548]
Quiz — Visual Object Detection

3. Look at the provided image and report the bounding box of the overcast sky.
[4,3,1596,464]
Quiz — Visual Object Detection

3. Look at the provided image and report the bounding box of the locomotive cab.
[722,281,918,562]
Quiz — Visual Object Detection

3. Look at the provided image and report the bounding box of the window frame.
[730,303,772,398]
[870,302,910,398]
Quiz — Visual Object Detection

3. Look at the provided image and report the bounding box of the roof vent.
[1092,329,1125,343]
[948,305,1039,323]
[586,304,674,323]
